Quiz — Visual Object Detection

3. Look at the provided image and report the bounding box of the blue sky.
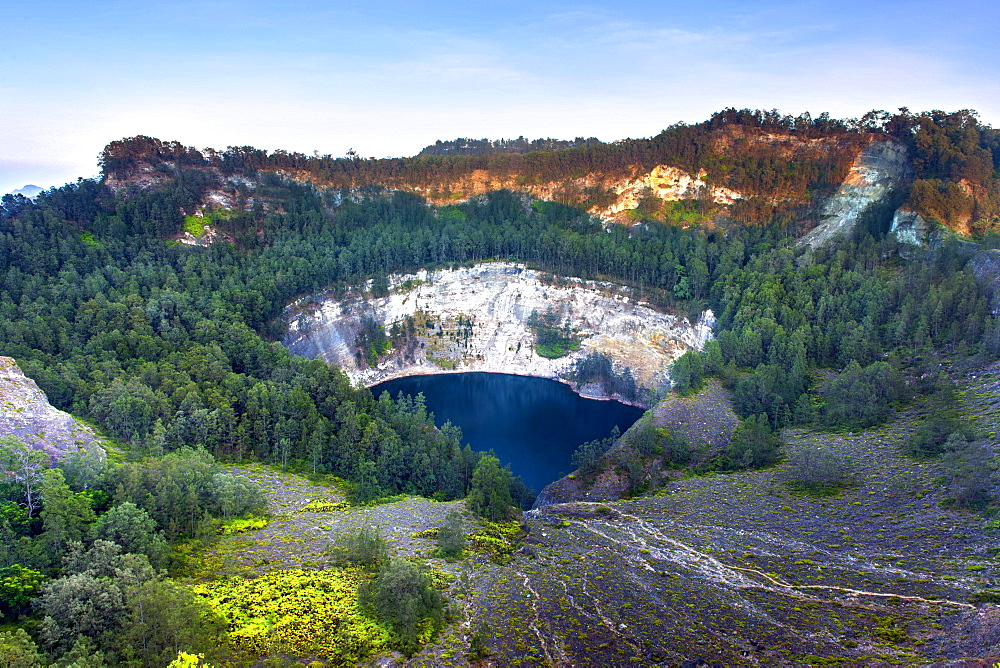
[2,0,998,195]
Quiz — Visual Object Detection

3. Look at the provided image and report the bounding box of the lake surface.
[371,372,644,493]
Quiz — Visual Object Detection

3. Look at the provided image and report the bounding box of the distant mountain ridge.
[416,136,602,157]
[8,184,43,198]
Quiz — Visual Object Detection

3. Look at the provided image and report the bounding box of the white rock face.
[596,165,742,218]
[283,263,714,400]
[890,208,939,247]
[798,140,911,250]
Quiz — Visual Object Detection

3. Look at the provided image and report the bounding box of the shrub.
[193,568,388,663]
[941,437,995,509]
[785,445,851,496]
[725,414,780,470]
[359,558,446,655]
[571,427,620,474]
[468,520,523,564]
[436,511,466,559]
[327,525,389,570]
[821,360,904,428]
[905,410,976,458]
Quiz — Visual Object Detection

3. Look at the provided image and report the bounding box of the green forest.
[1,108,999,664]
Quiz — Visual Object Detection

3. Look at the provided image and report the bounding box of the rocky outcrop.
[650,380,740,454]
[283,263,713,399]
[798,140,911,250]
[890,207,940,247]
[533,380,740,508]
[0,357,106,462]
[537,165,743,220]
[970,249,1000,316]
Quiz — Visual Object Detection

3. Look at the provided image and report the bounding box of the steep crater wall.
[283,263,713,403]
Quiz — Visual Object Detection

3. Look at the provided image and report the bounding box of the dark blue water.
[372,372,644,493]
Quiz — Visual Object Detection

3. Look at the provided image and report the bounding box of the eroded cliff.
[798,139,911,250]
[283,263,713,401]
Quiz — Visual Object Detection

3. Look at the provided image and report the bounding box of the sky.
[2,0,998,195]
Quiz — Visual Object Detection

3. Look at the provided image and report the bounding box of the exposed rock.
[651,379,740,455]
[282,163,743,225]
[798,140,911,250]
[283,263,713,399]
[0,357,106,462]
[890,207,942,247]
[533,380,740,508]
[532,461,631,509]
[969,249,1000,316]
[551,164,743,220]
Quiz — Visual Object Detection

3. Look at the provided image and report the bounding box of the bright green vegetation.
[0,437,263,664]
[468,519,523,565]
[182,215,209,238]
[193,567,389,663]
[527,307,581,358]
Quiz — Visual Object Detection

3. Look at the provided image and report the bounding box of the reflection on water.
[372,373,643,493]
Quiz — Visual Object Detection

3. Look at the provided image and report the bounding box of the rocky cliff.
[798,139,911,250]
[283,263,713,400]
[0,357,106,461]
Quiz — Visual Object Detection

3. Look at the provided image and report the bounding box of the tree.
[785,444,851,495]
[701,339,724,377]
[36,571,128,656]
[327,525,389,570]
[436,510,466,559]
[40,469,95,554]
[92,502,167,567]
[116,579,227,668]
[0,628,46,667]
[60,447,105,491]
[211,473,266,520]
[670,349,703,393]
[0,564,45,619]
[351,460,382,504]
[822,360,904,428]
[725,414,780,470]
[466,455,515,521]
[0,437,48,517]
[359,558,445,655]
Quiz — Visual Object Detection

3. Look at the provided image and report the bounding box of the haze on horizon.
[2,0,998,196]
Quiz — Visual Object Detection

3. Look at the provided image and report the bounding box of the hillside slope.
[0,357,106,462]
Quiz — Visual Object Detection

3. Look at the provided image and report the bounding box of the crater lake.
[371,372,644,494]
